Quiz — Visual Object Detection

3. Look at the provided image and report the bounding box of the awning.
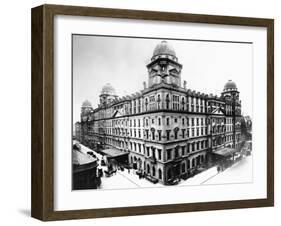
[213,147,237,157]
[101,148,129,158]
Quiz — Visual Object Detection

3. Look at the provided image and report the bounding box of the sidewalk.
[77,142,163,189]
[203,155,253,185]
[75,141,252,189]
[179,166,218,186]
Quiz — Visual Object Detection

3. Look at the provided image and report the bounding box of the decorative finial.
[143,81,147,89]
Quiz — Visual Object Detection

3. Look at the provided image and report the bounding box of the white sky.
[73,35,252,123]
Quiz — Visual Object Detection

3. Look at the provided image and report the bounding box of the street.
[203,155,253,185]
[75,141,253,189]
[76,142,163,189]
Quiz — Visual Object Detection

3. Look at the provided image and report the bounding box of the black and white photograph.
[72,35,253,190]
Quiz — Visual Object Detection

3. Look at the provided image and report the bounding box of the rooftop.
[101,148,129,158]
[73,149,96,165]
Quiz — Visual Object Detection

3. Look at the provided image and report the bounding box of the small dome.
[224,80,237,91]
[153,40,176,57]
[101,83,116,96]
[82,100,92,108]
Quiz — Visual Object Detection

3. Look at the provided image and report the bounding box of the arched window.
[134,100,137,113]
[187,160,190,169]
[181,97,185,110]
[145,98,149,111]
[152,166,156,176]
[166,94,170,109]
[157,94,161,109]
[138,99,141,112]
[182,162,186,173]
[192,158,195,167]
[158,117,161,125]
[158,169,162,179]
[174,128,179,140]
[201,155,204,163]
[166,117,170,126]
[147,164,150,174]
[168,168,172,179]
[139,158,142,169]
[175,146,179,158]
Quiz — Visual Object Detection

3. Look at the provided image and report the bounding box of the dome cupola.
[152,40,176,58]
[100,83,118,105]
[223,80,237,92]
[147,40,182,88]
[101,83,117,96]
[81,99,92,108]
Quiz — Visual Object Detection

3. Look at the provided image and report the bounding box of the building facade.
[78,40,243,185]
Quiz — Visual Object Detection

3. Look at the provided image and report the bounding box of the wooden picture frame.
[31,4,274,221]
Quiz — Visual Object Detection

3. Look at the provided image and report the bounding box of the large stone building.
[78,40,243,185]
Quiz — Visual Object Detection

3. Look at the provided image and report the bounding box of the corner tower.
[99,83,118,105]
[146,40,182,88]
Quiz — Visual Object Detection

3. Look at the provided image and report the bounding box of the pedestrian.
[217,166,220,173]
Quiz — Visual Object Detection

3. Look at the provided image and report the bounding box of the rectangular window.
[166,118,170,126]
[172,95,180,110]
[181,146,185,156]
[174,130,178,140]
[167,149,171,160]
[182,129,185,138]
[158,130,162,141]
[146,147,150,156]
[158,149,162,160]
[152,148,156,158]
[166,130,170,141]
[149,96,156,111]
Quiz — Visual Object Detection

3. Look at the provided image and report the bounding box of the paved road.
[75,141,252,189]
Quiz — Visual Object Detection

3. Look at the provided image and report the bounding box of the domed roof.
[224,80,237,91]
[153,40,176,57]
[101,83,116,96]
[82,100,92,108]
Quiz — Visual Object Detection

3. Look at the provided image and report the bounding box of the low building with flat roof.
[72,147,100,190]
